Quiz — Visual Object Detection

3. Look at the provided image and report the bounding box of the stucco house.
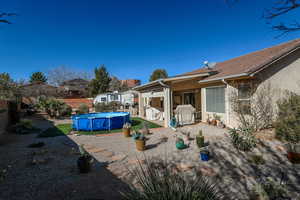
[134,39,300,128]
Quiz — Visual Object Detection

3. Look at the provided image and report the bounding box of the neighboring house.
[134,38,300,128]
[93,90,138,106]
[121,79,141,88]
[59,78,90,98]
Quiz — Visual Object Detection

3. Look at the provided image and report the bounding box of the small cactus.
[196,130,205,148]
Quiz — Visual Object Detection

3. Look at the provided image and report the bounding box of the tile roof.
[183,38,300,81]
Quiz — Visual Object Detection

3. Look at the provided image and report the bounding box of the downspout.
[222,79,230,127]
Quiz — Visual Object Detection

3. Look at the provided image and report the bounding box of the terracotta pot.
[123,128,131,137]
[211,119,217,126]
[135,140,146,151]
[287,151,300,164]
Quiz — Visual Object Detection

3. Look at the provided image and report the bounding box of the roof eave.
[198,73,249,83]
[134,72,212,91]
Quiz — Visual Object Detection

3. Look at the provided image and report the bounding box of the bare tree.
[264,0,300,36]
[47,66,92,86]
[230,81,275,131]
[225,0,300,36]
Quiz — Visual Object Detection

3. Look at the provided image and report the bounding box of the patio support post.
[163,87,172,127]
[138,92,145,117]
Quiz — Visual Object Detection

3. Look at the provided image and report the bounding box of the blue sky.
[1,0,300,84]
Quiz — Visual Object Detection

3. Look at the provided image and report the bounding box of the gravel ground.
[0,117,299,200]
[70,123,300,200]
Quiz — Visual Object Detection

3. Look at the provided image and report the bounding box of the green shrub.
[248,155,265,165]
[59,103,72,117]
[122,158,223,200]
[94,102,120,112]
[109,101,120,111]
[94,102,110,112]
[77,103,89,114]
[251,177,288,200]
[36,96,70,118]
[229,128,257,151]
[275,93,300,144]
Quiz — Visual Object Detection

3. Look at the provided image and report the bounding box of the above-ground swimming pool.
[72,112,130,131]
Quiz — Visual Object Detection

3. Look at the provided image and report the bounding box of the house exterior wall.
[202,49,300,129]
[256,48,300,98]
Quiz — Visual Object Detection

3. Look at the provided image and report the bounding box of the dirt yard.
[0,115,300,200]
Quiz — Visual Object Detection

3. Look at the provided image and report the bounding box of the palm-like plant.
[122,159,223,200]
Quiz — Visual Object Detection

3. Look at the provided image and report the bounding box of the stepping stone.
[276,145,285,152]
[199,166,217,176]
[89,148,106,153]
[83,145,96,150]
[100,151,114,158]
[177,162,195,171]
[127,158,145,165]
[111,154,127,162]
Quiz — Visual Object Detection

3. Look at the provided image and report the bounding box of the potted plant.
[211,113,218,126]
[214,114,221,126]
[196,130,205,148]
[77,145,93,173]
[218,120,226,128]
[275,93,300,164]
[285,143,300,164]
[200,149,210,161]
[123,122,131,137]
[175,137,188,150]
[133,131,146,151]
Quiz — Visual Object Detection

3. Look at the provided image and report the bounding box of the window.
[206,87,225,113]
[110,94,119,101]
[238,83,251,114]
[101,97,107,102]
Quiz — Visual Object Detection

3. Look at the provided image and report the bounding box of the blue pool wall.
[71,112,130,131]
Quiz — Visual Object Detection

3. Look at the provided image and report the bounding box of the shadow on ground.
[0,113,130,200]
[207,137,300,200]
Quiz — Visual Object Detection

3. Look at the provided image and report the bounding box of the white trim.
[164,73,210,82]
[205,85,226,89]
[249,46,300,76]
[134,73,211,90]
[198,73,249,83]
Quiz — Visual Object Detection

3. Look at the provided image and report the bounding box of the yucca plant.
[122,158,223,200]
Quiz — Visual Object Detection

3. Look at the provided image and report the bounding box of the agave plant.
[122,158,223,200]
